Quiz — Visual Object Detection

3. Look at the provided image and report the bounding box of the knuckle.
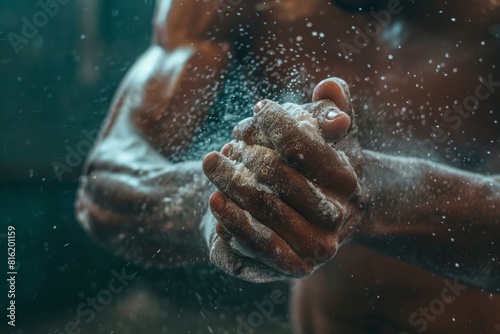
[246,146,280,181]
[254,194,276,215]
[233,117,254,138]
[263,112,282,135]
[211,166,233,191]
[257,105,286,134]
[251,194,282,223]
[248,161,276,186]
[279,132,304,157]
[257,162,277,182]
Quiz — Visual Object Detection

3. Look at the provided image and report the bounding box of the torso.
[246,0,500,172]
[238,1,500,332]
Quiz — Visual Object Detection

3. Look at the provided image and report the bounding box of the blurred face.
[332,0,387,10]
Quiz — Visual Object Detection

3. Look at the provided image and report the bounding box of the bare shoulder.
[153,0,259,49]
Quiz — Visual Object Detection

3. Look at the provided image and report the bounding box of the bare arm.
[76,0,241,266]
[202,78,500,291]
[354,151,500,292]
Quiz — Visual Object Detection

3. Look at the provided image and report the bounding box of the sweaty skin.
[76,0,500,333]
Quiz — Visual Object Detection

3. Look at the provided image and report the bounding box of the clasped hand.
[203,78,364,281]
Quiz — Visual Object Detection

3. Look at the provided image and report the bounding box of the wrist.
[348,149,380,240]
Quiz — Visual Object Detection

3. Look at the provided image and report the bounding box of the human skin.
[76,0,500,332]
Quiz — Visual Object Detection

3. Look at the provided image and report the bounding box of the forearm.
[78,153,213,266]
[76,34,232,263]
[353,150,500,291]
[82,158,210,229]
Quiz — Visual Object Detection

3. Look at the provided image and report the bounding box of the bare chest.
[247,4,500,172]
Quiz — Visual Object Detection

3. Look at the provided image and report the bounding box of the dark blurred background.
[0,1,290,333]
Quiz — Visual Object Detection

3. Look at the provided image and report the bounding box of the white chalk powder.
[243,209,273,239]
[228,210,274,259]
[229,239,255,258]
[163,172,209,217]
[232,162,273,194]
[237,143,280,180]
[306,179,339,221]
[256,102,326,145]
[209,237,291,283]
[206,103,339,282]
[282,102,326,144]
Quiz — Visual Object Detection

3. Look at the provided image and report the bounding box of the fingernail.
[326,107,344,121]
[253,100,268,114]
[210,193,225,213]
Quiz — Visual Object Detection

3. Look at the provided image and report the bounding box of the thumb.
[311,77,357,142]
[312,77,351,112]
